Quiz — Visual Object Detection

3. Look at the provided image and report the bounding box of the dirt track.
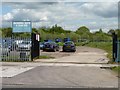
[38,46,109,64]
[40,46,107,58]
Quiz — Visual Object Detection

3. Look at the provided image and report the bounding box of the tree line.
[0,24,120,42]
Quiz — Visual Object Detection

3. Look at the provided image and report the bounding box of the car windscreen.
[44,42,56,45]
[22,41,31,44]
[40,42,44,45]
[65,42,74,45]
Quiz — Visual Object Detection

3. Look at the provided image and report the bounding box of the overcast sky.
[1,1,119,32]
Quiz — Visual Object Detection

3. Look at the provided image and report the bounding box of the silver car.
[17,41,31,51]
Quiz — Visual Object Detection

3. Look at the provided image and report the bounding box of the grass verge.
[111,66,120,75]
[36,55,55,59]
[84,42,113,63]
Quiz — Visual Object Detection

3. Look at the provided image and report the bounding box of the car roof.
[65,41,74,44]
[65,41,73,43]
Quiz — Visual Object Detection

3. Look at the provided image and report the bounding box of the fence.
[116,41,120,62]
[0,36,31,61]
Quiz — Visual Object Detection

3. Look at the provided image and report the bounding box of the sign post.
[12,21,32,33]
[31,33,40,60]
[12,21,32,61]
[11,21,40,61]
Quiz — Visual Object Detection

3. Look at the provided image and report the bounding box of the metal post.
[116,41,120,62]
[112,32,118,62]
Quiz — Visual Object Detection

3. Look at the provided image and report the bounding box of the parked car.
[14,40,23,45]
[62,41,76,52]
[9,42,18,51]
[44,39,52,42]
[6,39,23,51]
[43,42,59,52]
[17,41,31,51]
[40,42,44,50]
[55,38,62,43]
[63,38,71,42]
[0,43,10,56]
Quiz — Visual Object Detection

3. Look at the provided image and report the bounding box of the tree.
[32,28,38,33]
[108,29,115,35]
[76,26,90,35]
[2,27,12,37]
[115,29,120,40]
[49,24,65,34]
[75,26,90,40]
[69,32,79,42]
[99,28,103,33]
[93,30,112,41]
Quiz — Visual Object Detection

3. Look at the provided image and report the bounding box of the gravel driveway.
[36,46,109,64]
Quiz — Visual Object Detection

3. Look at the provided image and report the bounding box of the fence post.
[116,41,120,62]
[112,32,118,62]
[31,33,40,61]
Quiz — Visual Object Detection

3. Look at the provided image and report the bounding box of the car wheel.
[63,49,65,52]
[56,48,59,51]
[53,48,56,52]
[43,49,46,52]
[73,50,76,52]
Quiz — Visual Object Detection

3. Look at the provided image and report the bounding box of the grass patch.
[111,66,120,74]
[36,55,55,59]
[76,42,89,46]
[1,55,31,62]
[57,42,64,46]
[1,55,55,62]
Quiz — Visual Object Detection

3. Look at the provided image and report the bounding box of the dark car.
[63,38,71,42]
[40,42,44,50]
[55,38,62,43]
[43,42,59,52]
[63,41,76,52]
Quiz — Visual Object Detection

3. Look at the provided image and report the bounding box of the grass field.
[111,66,120,75]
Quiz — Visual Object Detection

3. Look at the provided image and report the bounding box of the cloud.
[80,2,118,18]
[3,13,13,20]
[2,2,118,32]
[2,0,119,2]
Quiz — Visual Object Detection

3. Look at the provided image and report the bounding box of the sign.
[12,21,32,33]
[36,34,40,41]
